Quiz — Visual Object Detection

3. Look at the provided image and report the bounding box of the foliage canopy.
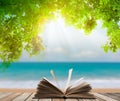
[0,0,120,63]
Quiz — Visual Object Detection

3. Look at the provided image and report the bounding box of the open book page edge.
[42,77,64,94]
[69,82,90,91]
[37,83,62,94]
[43,77,56,86]
[65,82,91,95]
[64,68,73,92]
[66,86,92,96]
[68,77,84,89]
[50,70,60,88]
[34,93,65,98]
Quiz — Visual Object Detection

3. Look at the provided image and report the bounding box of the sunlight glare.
[38,14,108,61]
[42,15,71,49]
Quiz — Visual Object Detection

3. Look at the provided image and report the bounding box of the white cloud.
[47,47,66,54]
[71,51,99,58]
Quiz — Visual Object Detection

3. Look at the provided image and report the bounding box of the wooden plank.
[0,92,5,95]
[83,99,95,101]
[114,93,120,97]
[52,98,65,101]
[31,98,39,101]
[78,97,104,101]
[13,93,32,101]
[79,99,85,101]
[79,99,98,101]
[81,99,89,101]
[78,99,84,101]
[31,93,52,101]
[39,98,51,101]
[26,93,36,101]
[79,98,101,101]
[94,99,100,101]
[0,93,21,101]
[26,93,40,101]
[89,99,97,101]
[81,99,100,101]
[102,93,120,101]
[0,92,13,99]
[30,93,39,101]
[95,97,106,101]
[94,99,103,101]
[66,98,78,101]
[93,93,118,101]
[81,99,96,101]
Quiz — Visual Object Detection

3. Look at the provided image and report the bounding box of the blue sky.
[19,17,120,62]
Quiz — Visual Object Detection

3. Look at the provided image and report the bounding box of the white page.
[69,77,84,88]
[50,70,60,88]
[64,69,73,92]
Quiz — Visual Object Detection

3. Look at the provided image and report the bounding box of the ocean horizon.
[0,62,120,88]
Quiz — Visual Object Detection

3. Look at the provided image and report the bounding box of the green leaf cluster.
[0,0,56,63]
[0,0,120,65]
[58,0,120,52]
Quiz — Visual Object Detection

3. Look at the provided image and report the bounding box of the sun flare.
[37,14,108,61]
[42,16,71,48]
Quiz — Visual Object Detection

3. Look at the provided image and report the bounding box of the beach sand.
[0,88,120,93]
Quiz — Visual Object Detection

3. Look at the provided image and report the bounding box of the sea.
[0,62,120,89]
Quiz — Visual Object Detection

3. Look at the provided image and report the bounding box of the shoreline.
[0,88,120,93]
[0,79,120,88]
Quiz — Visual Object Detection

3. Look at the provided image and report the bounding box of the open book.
[33,69,95,99]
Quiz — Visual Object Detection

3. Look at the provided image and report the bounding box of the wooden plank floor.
[0,92,119,101]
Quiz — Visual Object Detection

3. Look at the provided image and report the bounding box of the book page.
[66,82,91,95]
[69,77,84,88]
[50,70,60,88]
[35,78,65,98]
[41,77,63,94]
[64,69,73,92]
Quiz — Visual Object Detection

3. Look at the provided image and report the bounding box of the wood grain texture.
[0,92,120,101]
[52,98,65,101]
[0,92,12,99]
[12,93,31,101]
[93,93,118,101]
[39,98,51,101]
[0,93,21,101]
[102,93,120,101]
[26,93,35,101]
[66,98,78,101]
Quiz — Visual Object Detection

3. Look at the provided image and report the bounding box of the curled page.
[64,68,73,92]
[50,70,60,88]
[69,77,84,88]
